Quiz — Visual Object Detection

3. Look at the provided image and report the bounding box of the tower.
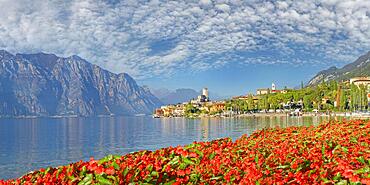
[202,88,209,99]
[272,83,276,91]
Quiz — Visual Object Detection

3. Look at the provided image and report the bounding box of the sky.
[0,0,369,97]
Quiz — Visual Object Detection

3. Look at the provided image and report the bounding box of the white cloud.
[215,4,231,13]
[0,0,369,79]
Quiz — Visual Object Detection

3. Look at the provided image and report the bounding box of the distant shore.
[155,112,370,119]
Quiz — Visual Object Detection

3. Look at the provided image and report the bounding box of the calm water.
[0,116,332,179]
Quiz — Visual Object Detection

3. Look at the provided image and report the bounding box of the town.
[153,76,370,118]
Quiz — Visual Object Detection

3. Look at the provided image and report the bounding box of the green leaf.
[354,167,370,174]
[255,155,259,164]
[332,144,341,154]
[122,167,129,177]
[194,149,204,158]
[189,173,199,182]
[210,176,223,180]
[209,152,216,160]
[183,157,195,165]
[168,156,180,165]
[178,163,188,170]
[335,180,348,185]
[276,165,289,169]
[163,180,176,185]
[56,168,63,179]
[144,176,153,183]
[96,175,113,185]
[107,175,117,182]
[356,156,365,164]
[112,161,120,171]
[79,166,87,177]
[44,167,51,175]
[350,137,358,144]
[320,177,331,184]
[150,171,159,178]
[147,164,153,172]
[333,172,341,181]
[184,143,200,150]
[322,145,326,157]
[78,174,93,185]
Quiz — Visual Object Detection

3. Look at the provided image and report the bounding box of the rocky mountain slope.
[0,50,162,117]
[308,51,370,86]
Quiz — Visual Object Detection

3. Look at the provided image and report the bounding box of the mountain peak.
[69,55,83,60]
[16,52,59,71]
[0,49,13,58]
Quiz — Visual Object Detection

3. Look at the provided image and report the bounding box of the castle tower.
[202,88,209,99]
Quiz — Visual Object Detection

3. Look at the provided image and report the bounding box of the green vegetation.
[184,103,200,117]
[226,81,369,112]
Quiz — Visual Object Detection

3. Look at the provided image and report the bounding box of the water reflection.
[0,115,337,179]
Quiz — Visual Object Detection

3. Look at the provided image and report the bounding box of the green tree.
[303,95,313,111]
[339,88,347,111]
[247,95,255,111]
[185,103,199,116]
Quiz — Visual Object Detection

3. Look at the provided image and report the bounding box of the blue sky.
[0,0,369,96]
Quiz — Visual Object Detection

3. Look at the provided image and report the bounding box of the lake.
[0,115,333,179]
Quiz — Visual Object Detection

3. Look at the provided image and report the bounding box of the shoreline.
[155,112,370,119]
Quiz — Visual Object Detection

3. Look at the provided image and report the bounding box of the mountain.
[151,88,227,105]
[308,51,370,86]
[0,50,162,117]
[150,88,172,100]
[152,88,199,105]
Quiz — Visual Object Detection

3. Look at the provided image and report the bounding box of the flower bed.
[1,120,370,184]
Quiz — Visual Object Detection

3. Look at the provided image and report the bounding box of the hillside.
[308,51,370,86]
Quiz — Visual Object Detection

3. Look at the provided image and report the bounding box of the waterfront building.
[350,77,370,87]
[257,83,283,95]
[209,102,226,113]
[162,105,175,117]
[154,108,164,117]
[192,88,209,103]
[232,95,248,100]
[271,89,281,93]
[256,88,269,95]
[173,106,185,117]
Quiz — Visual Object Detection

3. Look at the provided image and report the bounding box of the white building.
[350,77,370,87]
[202,88,209,99]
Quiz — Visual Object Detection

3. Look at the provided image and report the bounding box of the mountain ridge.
[307,51,370,86]
[0,50,162,117]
